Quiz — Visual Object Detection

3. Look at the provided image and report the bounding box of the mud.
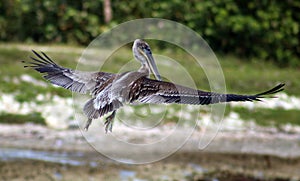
[1,124,300,180]
[1,151,299,181]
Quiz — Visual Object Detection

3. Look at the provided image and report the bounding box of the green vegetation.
[0,112,46,125]
[0,43,298,99]
[0,1,299,66]
[0,43,299,127]
[0,45,81,101]
[219,56,297,95]
[227,107,300,128]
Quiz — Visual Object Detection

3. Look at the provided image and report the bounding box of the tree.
[104,0,112,24]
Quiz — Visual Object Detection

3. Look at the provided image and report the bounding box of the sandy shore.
[1,123,300,180]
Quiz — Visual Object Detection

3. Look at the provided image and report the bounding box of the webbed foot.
[104,111,116,133]
[84,118,92,131]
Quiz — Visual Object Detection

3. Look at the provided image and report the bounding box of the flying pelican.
[24,39,285,133]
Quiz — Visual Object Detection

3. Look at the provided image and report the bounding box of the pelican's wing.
[133,77,284,105]
[24,50,115,94]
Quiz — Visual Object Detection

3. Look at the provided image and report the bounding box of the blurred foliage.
[229,107,300,128]
[0,112,46,125]
[0,0,299,66]
[0,0,103,44]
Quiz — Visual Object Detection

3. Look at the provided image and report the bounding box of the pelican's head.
[132,39,161,80]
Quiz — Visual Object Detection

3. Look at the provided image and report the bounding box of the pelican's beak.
[143,49,161,81]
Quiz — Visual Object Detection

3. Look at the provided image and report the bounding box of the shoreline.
[1,123,300,180]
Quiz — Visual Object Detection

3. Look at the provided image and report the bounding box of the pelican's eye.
[145,47,151,54]
[142,45,151,54]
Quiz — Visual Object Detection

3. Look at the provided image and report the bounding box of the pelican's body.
[25,39,285,132]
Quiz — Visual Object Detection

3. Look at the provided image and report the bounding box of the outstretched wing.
[132,77,284,105]
[24,50,115,94]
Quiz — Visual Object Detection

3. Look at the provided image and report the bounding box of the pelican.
[24,39,285,132]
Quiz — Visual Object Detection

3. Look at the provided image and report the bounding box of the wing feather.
[24,50,114,94]
[135,78,284,105]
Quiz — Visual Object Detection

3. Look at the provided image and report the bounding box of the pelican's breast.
[109,71,147,103]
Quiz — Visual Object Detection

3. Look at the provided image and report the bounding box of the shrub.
[0,0,299,66]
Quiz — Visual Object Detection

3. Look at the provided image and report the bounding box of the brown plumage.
[24,40,285,133]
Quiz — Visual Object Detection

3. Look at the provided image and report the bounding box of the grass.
[0,112,46,125]
[0,43,298,97]
[226,107,300,127]
[219,55,298,96]
[0,46,78,101]
[0,42,299,127]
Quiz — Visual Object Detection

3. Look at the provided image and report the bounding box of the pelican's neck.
[138,63,150,76]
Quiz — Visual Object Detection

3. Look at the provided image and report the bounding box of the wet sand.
[1,152,299,181]
[1,124,300,180]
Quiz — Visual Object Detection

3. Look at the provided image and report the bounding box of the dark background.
[0,0,299,66]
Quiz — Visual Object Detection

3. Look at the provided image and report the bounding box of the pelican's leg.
[104,110,116,133]
[84,118,92,131]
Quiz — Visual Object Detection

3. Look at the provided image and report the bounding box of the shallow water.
[0,147,298,181]
[0,147,97,166]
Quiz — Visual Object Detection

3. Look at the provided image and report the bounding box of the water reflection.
[0,148,96,166]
